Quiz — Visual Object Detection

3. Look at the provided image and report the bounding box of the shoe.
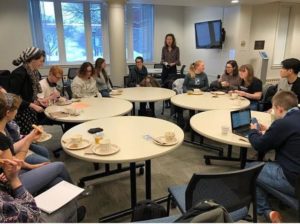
[77,205,86,222]
[267,211,282,223]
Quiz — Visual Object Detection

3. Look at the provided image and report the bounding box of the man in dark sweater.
[248,91,300,222]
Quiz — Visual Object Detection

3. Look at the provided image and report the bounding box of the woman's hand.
[0,172,8,183]
[30,103,44,112]
[26,127,43,142]
[21,161,50,170]
[235,90,247,97]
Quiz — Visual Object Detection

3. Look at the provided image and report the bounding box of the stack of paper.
[34,181,84,214]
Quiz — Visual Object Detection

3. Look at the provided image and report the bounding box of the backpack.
[131,200,167,221]
[174,199,233,223]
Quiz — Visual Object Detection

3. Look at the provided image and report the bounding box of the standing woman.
[71,62,100,98]
[161,33,181,89]
[94,58,112,97]
[219,60,241,90]
[235,64,262,110]
[183,60,209,92]
[10,47,46,135]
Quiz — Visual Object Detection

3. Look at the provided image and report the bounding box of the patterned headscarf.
[12,47,40,66]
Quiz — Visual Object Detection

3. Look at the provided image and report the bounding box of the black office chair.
[167,162,265,222]
[128,64,136,73]
[258,83,277,111]
[154,63,163,69]
[67,67,79,80]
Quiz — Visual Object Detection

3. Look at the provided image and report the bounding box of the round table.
[111,87,176,103]
[190,110,271,168]
[171,92,250,111]
[45,97,132,123]
[61,116,184,217]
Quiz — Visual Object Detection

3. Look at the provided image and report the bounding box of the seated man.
[277,58,300,102]
[0,158,86,223]
[128,56,156,117]
[248,91,300,222]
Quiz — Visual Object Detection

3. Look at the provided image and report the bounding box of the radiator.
[266,78,280,85]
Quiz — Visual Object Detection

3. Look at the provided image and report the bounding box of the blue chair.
[167,163,265,222]
[257,175,300,221]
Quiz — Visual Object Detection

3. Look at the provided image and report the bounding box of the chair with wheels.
[258,83,277,111]
[167,162,265,222]
[0,70,11,91]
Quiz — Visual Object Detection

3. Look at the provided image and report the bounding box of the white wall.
[153,5,184,63]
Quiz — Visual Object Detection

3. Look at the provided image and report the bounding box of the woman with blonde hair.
[183,60,209,92]
[235,64,262,110]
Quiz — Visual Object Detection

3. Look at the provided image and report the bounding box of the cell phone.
[251,117,260,129]
[88,128,103,134]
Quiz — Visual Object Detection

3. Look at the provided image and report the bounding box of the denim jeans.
[19,162,73,195]
[25,144,50,164]
[247,162,295,217]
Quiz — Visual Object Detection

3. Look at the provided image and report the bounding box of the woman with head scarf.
[9,47,46,135]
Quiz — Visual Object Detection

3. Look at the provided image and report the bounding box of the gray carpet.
[39,102,297,222]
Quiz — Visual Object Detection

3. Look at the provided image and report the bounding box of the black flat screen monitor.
[195,20,222,49]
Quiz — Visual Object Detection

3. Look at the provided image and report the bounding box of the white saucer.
[56,100,72,106]
[36,133,52,143]
[92,144,120,155]
[153,136,178,146]
[65,139,91,150]
[212,91,225,95]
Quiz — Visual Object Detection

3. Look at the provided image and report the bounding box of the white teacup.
[99,139,111,152]
[71,134,82,145]
[193,88,200,93]
[221,81,227,87]
[165,131,175,142]
[231,93,238,99]
[221,125,229,135]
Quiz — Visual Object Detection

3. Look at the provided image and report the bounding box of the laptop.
[230,109,251,138]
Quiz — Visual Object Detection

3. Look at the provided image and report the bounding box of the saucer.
[65,139,91,150]
[110,91,122,96]
[153,136,178,146]
[36,133,52,143]
[187,92,203,95]
[56,100,72,106]
[92,144,120,155]
[212,91,225,95]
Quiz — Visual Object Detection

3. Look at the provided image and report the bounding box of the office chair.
[167,162,265,222]
[258,83,277,111]
[67,67,79,80]
[154,63,163,69]
[0,70,11,91]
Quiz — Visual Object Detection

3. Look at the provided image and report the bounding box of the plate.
[71,98,81,102]
[65,139,91,150]
[110,91,122,96]
[212,91,225,95]
[55,100,72,106]
[153,136,178,146]
[187,92,203,95]
[92,144,120,156]
[36,133,52,143]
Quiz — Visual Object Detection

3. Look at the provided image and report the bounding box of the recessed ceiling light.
[231,0,239,3]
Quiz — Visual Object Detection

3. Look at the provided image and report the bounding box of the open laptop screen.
[231,109,251,130]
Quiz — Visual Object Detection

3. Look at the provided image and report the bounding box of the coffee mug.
[99,139,111,152]
[193,88,200,93]
[71,134,82,145]
[221,125,229,135]
[165,131,175,142]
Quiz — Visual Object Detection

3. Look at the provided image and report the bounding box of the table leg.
[240,147,248,169]
[131,102,136,115]
[145,160,151,199]
[130,162,137,208]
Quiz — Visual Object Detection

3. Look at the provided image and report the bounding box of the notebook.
[34,181,84,214]
[230,109,251,138]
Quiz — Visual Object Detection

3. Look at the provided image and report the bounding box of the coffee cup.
[99,139,111,152]
[231,93,238,99]
[221,81,227,87]
[221,125,229,135]
[165,131,175,142]
[193,88,200,93]
[187,90,193,95]
[71,134,82,145]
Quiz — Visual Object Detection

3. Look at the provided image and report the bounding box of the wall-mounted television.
[195,20,223,49]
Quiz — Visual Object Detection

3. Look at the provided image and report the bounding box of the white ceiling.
[128,0,300,7]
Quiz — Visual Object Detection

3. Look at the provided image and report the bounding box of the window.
[30,0,105,64]
[126,4,154,62]
[30,1,154,64]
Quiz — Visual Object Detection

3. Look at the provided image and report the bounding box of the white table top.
[111,87,176,102]
[171,92,250,111]
[190,110,272,148]
[147,68,162,74]
[45,97,132,123]
[61,116,184,163]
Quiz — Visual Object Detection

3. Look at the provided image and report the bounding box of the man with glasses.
[38,65,63,107]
